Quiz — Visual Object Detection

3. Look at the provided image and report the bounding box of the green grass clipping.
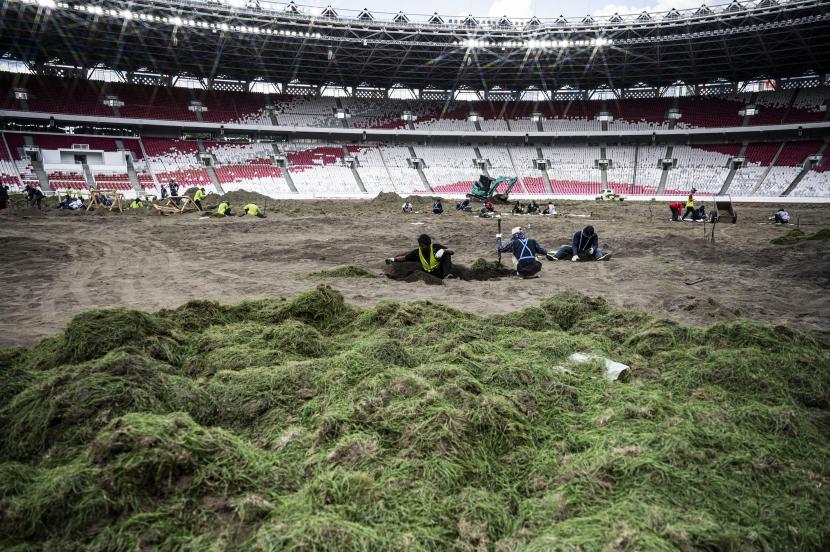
[1,285,828,550]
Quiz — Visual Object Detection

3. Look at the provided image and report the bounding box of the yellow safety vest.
[686,199,695,208]
[244,204,260,216]
[217,202,230,215]
[130,201,142,209]
[194,190,205,201]
[418,244,440,272]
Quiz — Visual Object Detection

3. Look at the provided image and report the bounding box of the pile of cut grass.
[1,286,828,550]
[307,266,377,279]
[771,227,830,245]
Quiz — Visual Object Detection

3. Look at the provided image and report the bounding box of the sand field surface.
[1,195,828,347]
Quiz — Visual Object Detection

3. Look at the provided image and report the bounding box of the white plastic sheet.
[568,352,630,381]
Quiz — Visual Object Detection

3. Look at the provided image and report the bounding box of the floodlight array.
[459,37,613,48]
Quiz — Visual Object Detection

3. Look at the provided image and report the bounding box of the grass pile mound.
[2,286,829,550]
[307,266,377,279]
[771,227,830,244]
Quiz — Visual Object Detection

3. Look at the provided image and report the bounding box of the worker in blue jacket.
[497,226,552,278]
[552,226,611,261]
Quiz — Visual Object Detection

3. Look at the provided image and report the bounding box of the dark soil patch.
[384,259,515,285]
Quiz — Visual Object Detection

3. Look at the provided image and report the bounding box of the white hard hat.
[511,227,522,235]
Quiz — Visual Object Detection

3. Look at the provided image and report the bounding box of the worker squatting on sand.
[552,226,612,261]
[496,227,552,279]
[386,234,455,279]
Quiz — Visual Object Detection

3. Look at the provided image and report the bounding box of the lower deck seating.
[48,171,88,191]
[791,167,830,197]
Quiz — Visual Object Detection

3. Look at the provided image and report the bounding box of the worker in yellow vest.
[216,201,232,217]
[129,197,143,209]
[193,187,206,210]
[385,234,454,279]
[243,203,265,218]
[681,188,697,221]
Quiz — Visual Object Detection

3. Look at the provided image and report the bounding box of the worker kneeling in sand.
[243,203,265,218]
[216,201,233,217]
[497,227,551,279]
[552,226,611,261]
[386,234,454,279]
[129,198,143,209]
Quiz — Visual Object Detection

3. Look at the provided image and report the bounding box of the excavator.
[466,175,519,204]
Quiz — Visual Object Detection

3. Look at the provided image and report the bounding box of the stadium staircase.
[115,139,144,191]
[505,145,520,177]
[23,135,51,191]
[632,144,640,190]
[750,142,786,195]
[415,165,432,192]
[656,146,673,194]
[344,145,367,192]
[408,147,433,192]
[375,147,397,189]
[473,147,491,178]
[81,163,95,189]
[599,146,608,187]
[282,170,298,193]
[718,143,747,195]
[272,144,298,193]
[31,157,51,191]
[197,140,225,194]
[782,142,829,196]
[534,147,554,193]
[123,155,143,192]
[350,166,367,192]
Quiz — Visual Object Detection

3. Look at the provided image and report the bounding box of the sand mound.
[218,190,274,207]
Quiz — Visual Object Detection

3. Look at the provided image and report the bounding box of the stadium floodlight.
[740,105,759,116]
[530,112,543,122]
[120,9,133,20]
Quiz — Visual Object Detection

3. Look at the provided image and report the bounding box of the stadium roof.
[2,0,830,91]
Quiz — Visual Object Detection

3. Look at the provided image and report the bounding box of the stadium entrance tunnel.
[384,260,516,284]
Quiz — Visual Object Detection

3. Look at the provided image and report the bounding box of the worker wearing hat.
[496,226,552,278]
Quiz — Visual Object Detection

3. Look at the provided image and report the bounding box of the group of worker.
[669,189,708,222]
[13,182,265,219]
[386,225,610,281]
